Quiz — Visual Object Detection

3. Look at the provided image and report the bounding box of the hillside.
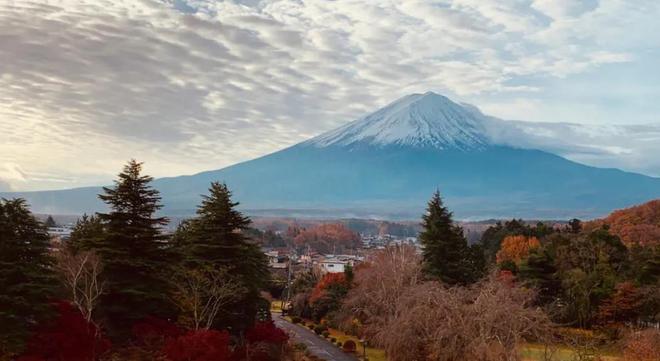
[587,199,660,247]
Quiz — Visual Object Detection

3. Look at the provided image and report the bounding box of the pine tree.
[176,182,269,331]
[67,213,104,253]
[0,199,57,355]
[419,191,476,285]
[44,215,56,228]
[93,160,173,341]
[519,246,561,305]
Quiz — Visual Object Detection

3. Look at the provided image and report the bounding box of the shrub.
[342,340,356,353]
[321,331,330,338]
[17,301,111,361]
[132,316,182,347]
[330,337,337,343]
[291,316,302,324]
[246,320,289,344]
[162,329,231,361]
[313,324,327,335]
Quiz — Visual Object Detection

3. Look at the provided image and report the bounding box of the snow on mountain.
[307,91,491,150]
[306,91,660,178]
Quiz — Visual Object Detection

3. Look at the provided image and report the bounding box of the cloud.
[0,179,11,192]
[482,117,660,177]
[0,0,659,190]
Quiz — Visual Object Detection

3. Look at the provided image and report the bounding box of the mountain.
[308,92,490,150]
[3,92,660,219]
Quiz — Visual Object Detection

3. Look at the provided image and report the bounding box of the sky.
[1,0,659,191]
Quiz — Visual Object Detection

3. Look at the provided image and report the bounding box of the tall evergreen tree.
[175,182,269,331]
[419,191,479,285]
[0,199,57,355]
[93,160,173,341]
[67,213,105,253]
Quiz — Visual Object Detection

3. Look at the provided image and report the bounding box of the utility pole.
[281,249,293,314]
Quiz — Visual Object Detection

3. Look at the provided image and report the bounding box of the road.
[274,315,358,361]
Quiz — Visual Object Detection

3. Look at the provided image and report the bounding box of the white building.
[48,226,73,240]
[320,258,349,273]
[319,254,364,273]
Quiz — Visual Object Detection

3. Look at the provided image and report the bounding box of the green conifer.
[0,199,57,354]
[176,182,269,331]
[419,191,476,285]
[67,213,104,252]
[94,160,173,340]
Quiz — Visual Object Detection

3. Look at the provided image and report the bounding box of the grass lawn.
[270,299,283,313]
[326,328,387,361]
[520,343,621,361]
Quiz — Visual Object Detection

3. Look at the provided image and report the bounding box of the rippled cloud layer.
[1,0,659,190]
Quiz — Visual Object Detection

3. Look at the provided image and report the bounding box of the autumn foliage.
[622,328,660,361]
[246,321,289,344]
[293,223,360,253]
[587,199,660,247]
[495,235,540,264]
[162,329,231,361]
[309,272,348,303]
[18,301,111,361]
[596,282,643,325]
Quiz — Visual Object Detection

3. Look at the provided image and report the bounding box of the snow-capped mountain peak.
[307,91,490,150]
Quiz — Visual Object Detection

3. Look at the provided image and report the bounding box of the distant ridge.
[3,92,660,219]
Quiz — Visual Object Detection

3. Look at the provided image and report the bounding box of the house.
[265,250,289,269]
[319,254,364,273]
[320,258,348,273]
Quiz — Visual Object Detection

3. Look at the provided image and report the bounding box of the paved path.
[274,315,358,361]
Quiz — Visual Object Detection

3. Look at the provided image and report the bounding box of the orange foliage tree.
[294,223,360,253]
[309,273,348,304]
[587,199,660,247]
[495,235,540,264]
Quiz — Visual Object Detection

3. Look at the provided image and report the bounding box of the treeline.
[0,160,290,361]
[480,218,660,329]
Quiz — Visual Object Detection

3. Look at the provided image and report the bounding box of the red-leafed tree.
[244,321,289,361]
[162,329,231,361]
[597,282,643,325]
[18,301,111,361]
[308,272,350,321]
[246,321,289,344]
[310,273,348,303]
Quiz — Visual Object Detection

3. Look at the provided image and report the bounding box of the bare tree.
[55,246,104,323]
[341,245,422,336]
[171,266,246,330]
[373,273,554,361]
[343,248,555,361]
